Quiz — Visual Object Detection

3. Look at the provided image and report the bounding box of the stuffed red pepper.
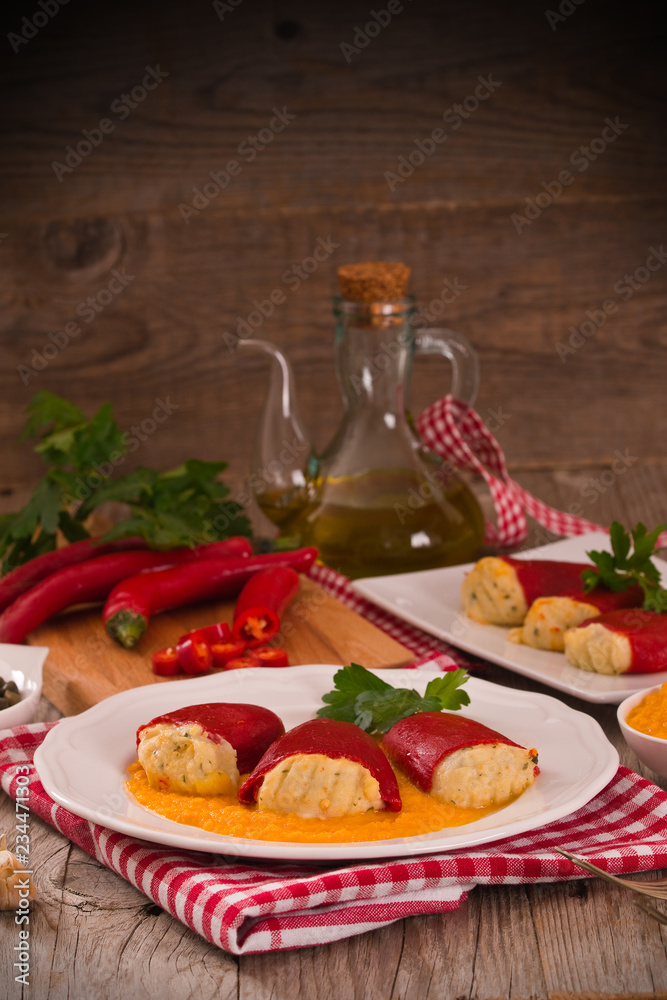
[462,555,643,651]
[382,712,538,809]
[564,608,667,675]
[238,718,402,819]
[136,702,285,796]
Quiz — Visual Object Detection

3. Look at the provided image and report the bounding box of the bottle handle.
[414,328,479,411]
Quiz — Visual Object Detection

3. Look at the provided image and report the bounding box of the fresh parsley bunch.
[317,662,470,734]
[582,521,667,613]
[0,392,251,573]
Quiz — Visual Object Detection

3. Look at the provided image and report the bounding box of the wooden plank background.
[0,0,665,533]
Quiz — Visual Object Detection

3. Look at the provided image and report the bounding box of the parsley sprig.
[317,663,470,735]
[582,521,667,613]
[0,392,251,573]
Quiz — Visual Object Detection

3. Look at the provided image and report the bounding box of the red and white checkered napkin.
[3,723,667,956]
[309,561,475,670]
[417,395,604,548]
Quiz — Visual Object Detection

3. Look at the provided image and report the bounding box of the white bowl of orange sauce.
[618,682,667,779]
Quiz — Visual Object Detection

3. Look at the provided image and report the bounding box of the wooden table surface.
[3,463,667,1000]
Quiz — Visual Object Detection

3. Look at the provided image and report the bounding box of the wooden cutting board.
[26,576,414,717]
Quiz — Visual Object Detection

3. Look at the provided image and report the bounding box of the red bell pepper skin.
[238,718,402,811]
[104,548,317,649]
[502,557,643,612]
[232,567,300,647]
[136,702,285,773]
[0,537,252,645]
[382,712,526,793]
[577,608,667,673]
[0,536,150,614]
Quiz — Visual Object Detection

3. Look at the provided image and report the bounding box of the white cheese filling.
[564,622,632,674]
[137,722,239,795]
[257,753,383,819]
[431,743,537,808]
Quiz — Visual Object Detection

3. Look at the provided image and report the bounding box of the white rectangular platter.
[352,533,667,704]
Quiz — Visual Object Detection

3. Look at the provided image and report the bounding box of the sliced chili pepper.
[252,647,290,667]
[223,657,255,671]
[196,621,232,644]
[103,548,317,649]
[232,566,300,648]
[210,640,247,668]
[176,635,213,675]
[151,647,183,676]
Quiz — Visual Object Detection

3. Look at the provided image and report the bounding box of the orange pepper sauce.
[126,762,499,843]
[625,682,667,739]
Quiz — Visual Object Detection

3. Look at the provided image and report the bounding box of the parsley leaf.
[583,521,667,612]
[0,392,251,574]
[317,663,470,734]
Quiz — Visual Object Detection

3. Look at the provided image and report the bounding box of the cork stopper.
[337,261,411,303]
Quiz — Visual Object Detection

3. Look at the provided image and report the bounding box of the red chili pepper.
[251,647,290,667]
[210,640,247,668]
[223,657,254,671]
[0,536,151,615]
[195,622,232,644]
[176,635,213,675]
[232,567,300,648]
[0,537,252,645]
[151,647,183,676]
[103,548,317,649]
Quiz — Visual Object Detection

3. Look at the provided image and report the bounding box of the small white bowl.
[618,683,667,779]
[0,643,48,730]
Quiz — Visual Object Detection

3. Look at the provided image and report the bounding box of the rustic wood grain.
[25,575,413,717]
[0,0,665,504]
[2,197,666,502]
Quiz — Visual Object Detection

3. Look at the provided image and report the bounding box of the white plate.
[0,643,48,731]
[352,532,667,705]
[33,664,618,861]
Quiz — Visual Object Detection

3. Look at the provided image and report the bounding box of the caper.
[0,697,8,711]
[4,681,18,694]
[4,690,20,706]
